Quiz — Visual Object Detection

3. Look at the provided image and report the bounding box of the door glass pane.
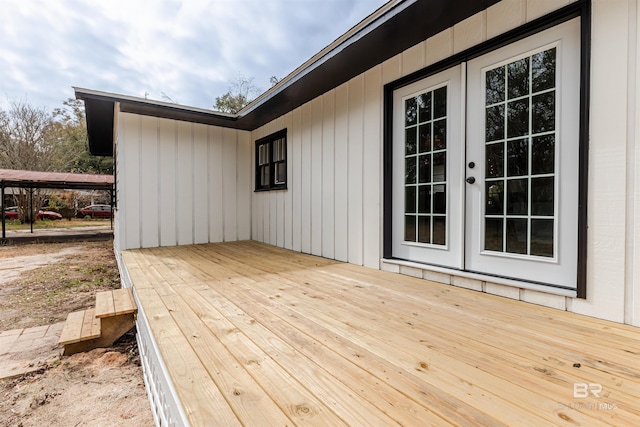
[433,119,446,149]
[418,216,430,243]
[405,157,416,184]
[506,179,528,215]
[433,217,446,245]
[418,185,431,213]
[404,86,447,245]
[532,135,554,174]
[405,186,416,213]
[485,218,503,251]
[433,184,446,214]
[531,219,554,257]
[434,87,447,118]
[486,67,505,104]
[419,124,431,152]
[506,219,528,254]
[418,93,431,122]
[486,181,504,215]
[506,99,529,138]
[507,139,528,177]
[507,57,530,99]
[486,142,504,178]
[483,48,557,257]
[486,105,505,142]
[405,128,417,155]
[531,177,554,216]
[405,98,417,126]
[405,215,416,241]
[532,92,555,133]
[418,154,431,183]
[532,48,556,92]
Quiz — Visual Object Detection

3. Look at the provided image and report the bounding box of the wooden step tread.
[58,308,101,345]
[95,288,137,318]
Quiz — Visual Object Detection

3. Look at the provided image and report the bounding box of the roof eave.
[78,0,500,156]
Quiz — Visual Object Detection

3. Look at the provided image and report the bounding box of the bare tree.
[0,100,57,171]
[213,75,262,114]
[0,100,59,221]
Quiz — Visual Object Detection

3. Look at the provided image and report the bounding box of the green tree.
[51,98,113,174]
[213,75,261,114]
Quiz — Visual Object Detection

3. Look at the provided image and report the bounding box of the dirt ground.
[0,240,154,426]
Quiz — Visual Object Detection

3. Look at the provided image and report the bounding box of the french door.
[392,18,580,290]
[392,65,464,269]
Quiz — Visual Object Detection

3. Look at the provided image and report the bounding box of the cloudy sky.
[0,0,388,112]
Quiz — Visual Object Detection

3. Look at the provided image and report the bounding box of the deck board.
[122,241,640,426]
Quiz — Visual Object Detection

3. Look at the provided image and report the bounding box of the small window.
[255,130,287,191]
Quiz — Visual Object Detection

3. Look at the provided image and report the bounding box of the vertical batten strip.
[322,90,336,259]
[292,108,302,251]
[311,97,323,256]
[363,66,383,268]
[625,0,640,326]
[334,84,349,262]
[348,76,364,265]
[156,117,162,246]
[284,112,294,250]
[191,124,196,245]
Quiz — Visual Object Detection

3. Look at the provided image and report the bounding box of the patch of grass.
[0,240,120,330]
[64,279,83,288]
[4,218,111,231]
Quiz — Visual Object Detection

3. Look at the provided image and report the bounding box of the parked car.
[2,206,19,220]
[2,206,62,220]
[77,204,114,219]
[37,209,63,220]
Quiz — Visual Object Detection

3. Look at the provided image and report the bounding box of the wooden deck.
[121,241,640,426]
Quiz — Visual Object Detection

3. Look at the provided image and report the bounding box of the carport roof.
[0,169,114,191]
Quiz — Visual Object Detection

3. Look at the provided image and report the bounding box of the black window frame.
[255,129,287,191]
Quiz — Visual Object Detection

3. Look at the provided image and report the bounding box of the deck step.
[95,288,136,318]
[59,288,138,355]
[58,308,101,345]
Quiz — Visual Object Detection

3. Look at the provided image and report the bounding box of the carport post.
[1,181,5,239]
[29,187,33,234]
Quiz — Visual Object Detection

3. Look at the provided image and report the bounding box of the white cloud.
[0,0,388,111]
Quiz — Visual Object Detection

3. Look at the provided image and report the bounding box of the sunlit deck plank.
[122,241,640,426]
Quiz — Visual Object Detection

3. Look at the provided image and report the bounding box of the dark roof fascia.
[78,0,499,155]
[238,0,500,128]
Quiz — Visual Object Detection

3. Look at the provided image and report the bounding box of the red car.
[2,207,62,220]
[2,207,18,220]
[38,210,63,220]
[77,204,114,219]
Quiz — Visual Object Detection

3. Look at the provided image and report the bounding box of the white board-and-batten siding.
[115,112,251,251]
[249,0,640,326]
[250,69,383,270]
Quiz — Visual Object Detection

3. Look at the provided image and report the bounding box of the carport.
[0,169,114,239]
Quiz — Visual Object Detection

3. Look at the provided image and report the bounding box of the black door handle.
[466,177,476,184]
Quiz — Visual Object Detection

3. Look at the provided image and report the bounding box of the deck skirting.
[116,249,188,427]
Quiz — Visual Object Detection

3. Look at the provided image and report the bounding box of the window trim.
[382,0,590,298]
[254,129,288,191]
